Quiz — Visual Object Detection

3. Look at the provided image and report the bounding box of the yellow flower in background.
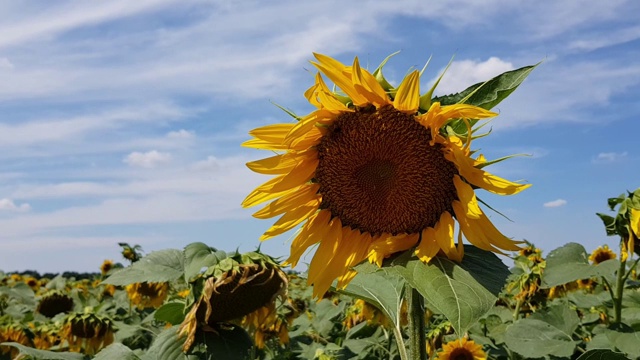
[241,305,290,349]
[243,53,529,297]
[125,282,169,309]
[589,245,616,264]
[25,276,40,291]
[0,324,33,358]
[437,337,487,360]
[100,260,114,275]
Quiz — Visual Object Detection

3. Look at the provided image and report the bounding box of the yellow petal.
[307,217,343,287]
[393,70,420,113]
[284,210,332,267]
[253,184,320,219]
[367,233,419,267]
[268,154,317,193]
[631,208,640,238]
[452,201,522,253]
[453,175,482,219]
[312,53,369,106]
[242,177,298,208]
[241,138,289,150]
[415,228,439,263]
[246,153,299,175]
[249,123,295,143]
[351,57,390,107]
[434,211,457,259]
[445,137,531,195]
[260,199,320,240]
[288,126,326,151]
[284,110,335,146]
[304,73,332,108]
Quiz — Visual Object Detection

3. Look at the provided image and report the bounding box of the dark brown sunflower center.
[315,104,459,235]
[593,251,614,264]
[449,348,475,360]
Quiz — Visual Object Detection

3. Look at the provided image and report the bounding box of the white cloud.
[434,57,515,95]
[166,129,195,139]
[191,156,219,172]
[593,151,628,164]
[0,198,31,212]
[123,150,172,168]
[543,199,567,208]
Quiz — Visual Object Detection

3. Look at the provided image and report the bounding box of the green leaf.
[389,251,497,335]
[433,63,538,110]
[0,282,35,307]
[94,343,141,360]
[606,328,640,359]
[457,245,510,296]
[597,213,619,236]
[0,342,84,360]
[103,249,184,286]
[340,262,405,328]
[155,302,186,325]
[576,349,629,360]
[528,302,580,336]
[311,299,347,337]
[189,326,252,360]
[143,326,195,360]
[183,242,227,282]
[542,243,619,288]
[504,318,578,358]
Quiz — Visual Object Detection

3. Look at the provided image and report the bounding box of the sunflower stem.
[407,287,427,360]
[613,245,627,324]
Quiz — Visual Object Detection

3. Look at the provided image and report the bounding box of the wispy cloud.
[592,151,628,164]
[0,198,31,212]
[543,199,567,208]
[123,150,172,168]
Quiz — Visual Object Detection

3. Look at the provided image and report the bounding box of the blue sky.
[1,0,639,273]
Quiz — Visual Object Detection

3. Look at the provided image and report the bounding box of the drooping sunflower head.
[178,251,288,352]
[62,311,115,355]
[100,259,114,275]
[37,290,75,318]
[125,282,169,309]
[32,324,62,350]
[589,245,616,264]
[243,53,530,297]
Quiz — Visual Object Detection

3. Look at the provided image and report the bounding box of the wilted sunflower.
[178,252,288,352]
[589,245,616,264]
[62,312,115,355]
[437,337,487,360]
[32,324,62,350]
[241,305,289,349]
[37,291,74,317]
[243,53,530,296]
[125,282,169,309]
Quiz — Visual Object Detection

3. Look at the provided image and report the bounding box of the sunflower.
[0,324,33,358]
[241,305,289,349]
[62,312,115,355]
[437,337,487,360]
[243,53,530,296]
[178,253,288,352]
[100,259,114,275]
[125,282,169,309]
[589,245,616,264]
[37,291,74,317]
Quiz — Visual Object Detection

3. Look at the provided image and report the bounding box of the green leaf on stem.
[103,249,184,286]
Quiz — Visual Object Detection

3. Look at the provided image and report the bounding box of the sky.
[1,0,639,274]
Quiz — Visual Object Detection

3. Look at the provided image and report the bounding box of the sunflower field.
[2,53,640,359]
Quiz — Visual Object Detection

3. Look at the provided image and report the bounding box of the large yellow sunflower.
[437,337,487,360]
[243,53,530,297]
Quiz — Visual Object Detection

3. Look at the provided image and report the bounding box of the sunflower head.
[0,324,33,358]
[589,245,616,264]
[100,259,114,275]
[62,311,115,355]
[125,282,169,309]
[178,251,288,352]
[25,276,40,291]
[437,337,487,360]
[32,324,62,350]
[243,53,530,297]
[37,290,75,318]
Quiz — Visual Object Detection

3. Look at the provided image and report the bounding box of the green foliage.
[542,242,619,288]
[0,342,84,360]
[103,249,184,286]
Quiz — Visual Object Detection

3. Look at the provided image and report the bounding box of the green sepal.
[372,51,400,92]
